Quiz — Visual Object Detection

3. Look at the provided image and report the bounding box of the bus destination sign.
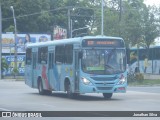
[82,39,124,47]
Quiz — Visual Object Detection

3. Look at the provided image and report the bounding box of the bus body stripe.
[42,65,49,89]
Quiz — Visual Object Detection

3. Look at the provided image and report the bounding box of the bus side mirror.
[78,51,83,59]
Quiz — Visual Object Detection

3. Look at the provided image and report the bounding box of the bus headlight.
[117,75,126,85]
[81,77,92,85]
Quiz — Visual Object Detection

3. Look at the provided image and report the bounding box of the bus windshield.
[82,49,126,75]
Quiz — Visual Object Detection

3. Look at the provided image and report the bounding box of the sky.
[144,0,160,7]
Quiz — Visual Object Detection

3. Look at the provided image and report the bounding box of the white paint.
[0,108,12,111]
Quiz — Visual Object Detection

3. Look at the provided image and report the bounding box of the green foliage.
[1,58,8,72]
[1,0,94,34]
[127,72,136,83]
[142,6,160,49]
[135,73,144,83]
[127,73,144,83]
[4,25,14,32]
[12,67,19,78]
[1,0,160,46]
[12,67,19,74]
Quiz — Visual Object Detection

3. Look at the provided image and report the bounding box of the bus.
[25,36,127,99]
[128,46,160,74]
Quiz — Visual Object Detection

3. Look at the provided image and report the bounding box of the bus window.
[26,48,32,65]
[55,45,64,64]
[65,44,73,64]
[82,49,126,75]
[38,47,48,64]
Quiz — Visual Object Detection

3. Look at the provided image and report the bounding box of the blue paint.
[53,65,60,90]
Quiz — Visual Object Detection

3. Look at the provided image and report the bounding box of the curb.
[0,79,24,81]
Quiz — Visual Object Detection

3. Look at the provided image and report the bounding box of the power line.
[2,7,68,21]
[2,6,95,21]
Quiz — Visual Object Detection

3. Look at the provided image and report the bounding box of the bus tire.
[44,90,52,95]
[66,82,73,98]
[103,93,113,99]
[38,79,45,95]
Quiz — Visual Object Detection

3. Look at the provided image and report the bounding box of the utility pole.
[119,0,122,22]
[119,0,122,36]
[10,6,17,74]
[70,19,73,38]
[101,0,104,36]
[0,4,2,80]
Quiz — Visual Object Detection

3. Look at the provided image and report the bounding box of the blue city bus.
[25,36,127,99]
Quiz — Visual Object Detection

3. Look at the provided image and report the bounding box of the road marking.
[0,108,12,111]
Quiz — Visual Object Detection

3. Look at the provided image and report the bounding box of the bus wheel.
[66,83,73,98]
[44,90,52,95]
[46,90,52,95]
[38,80,45,95]
[103,93,113,99]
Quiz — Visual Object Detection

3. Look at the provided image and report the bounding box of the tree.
[142,6,160,49]
[1,0,95,35]
[1,0,160,45]
[1,58,8,78]
[120,0,145,47]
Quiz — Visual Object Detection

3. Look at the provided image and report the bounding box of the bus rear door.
[32,52,37,87]
[48,51,56,90]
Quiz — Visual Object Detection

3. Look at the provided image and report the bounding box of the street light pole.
[67,8,71,38]
[10,6,17,72]
[101,0,104,36]
[70,19,73,38]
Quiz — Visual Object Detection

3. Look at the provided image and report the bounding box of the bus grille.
[91,77,116,81]
[97,87,113,91]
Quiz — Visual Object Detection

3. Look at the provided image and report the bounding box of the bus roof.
[26,36,124,48]
[130,45,160,50]
[82,35,123,40]
[26,37,82,48]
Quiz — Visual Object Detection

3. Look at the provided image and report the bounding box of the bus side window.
[65,44,73,64]
[41,53,46,64]
[55,45,64,64]
[38,47,48,64]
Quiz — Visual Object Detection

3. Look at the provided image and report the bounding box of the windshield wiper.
[105,64,114,70]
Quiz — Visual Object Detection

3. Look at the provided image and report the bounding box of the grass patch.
[128,79,160,86]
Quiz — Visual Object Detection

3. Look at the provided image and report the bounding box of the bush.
[135,73,144,83]
[127,73,136,83]
[12,67,19,78]
[1,58,9,78]
[1,58,8,71]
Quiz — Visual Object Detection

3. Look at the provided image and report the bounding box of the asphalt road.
[0,80,160,120]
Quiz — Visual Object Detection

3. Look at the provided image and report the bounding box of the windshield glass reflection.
[82,49,126,75]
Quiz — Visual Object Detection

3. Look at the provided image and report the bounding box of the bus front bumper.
[79,83,127,94]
